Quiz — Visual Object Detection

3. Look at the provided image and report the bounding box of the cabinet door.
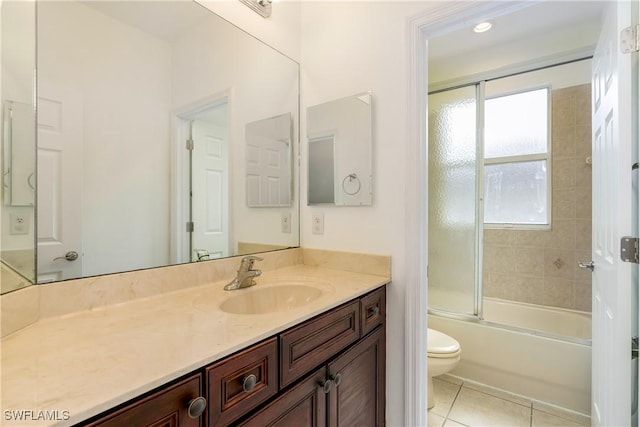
[85,374,204,427]
[327,326,385,427]
[238,368,327,427]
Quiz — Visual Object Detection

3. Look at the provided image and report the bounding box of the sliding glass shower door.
[428,85,481,316]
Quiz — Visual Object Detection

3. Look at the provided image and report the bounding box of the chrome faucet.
[224,256,263,290]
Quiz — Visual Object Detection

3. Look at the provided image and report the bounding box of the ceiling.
[428,1,608,85]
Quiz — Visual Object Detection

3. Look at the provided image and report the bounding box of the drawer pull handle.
[186,396,206,419]
[330,373,342,387]
[318,378,333,394]
[368,305,379,317]
[242,374,257,393]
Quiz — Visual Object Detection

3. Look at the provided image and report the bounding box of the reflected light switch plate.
[9,213,29,235]
[312,213,324,235]
[281,212,291,234]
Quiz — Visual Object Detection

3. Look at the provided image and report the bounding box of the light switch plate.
[312,213,324,235]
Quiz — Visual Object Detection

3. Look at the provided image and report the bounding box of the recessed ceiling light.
[473,22,493,33]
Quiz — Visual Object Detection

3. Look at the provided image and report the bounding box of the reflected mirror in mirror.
[28,0,299,287]
[1,0,37,293]
[307,92,373,206]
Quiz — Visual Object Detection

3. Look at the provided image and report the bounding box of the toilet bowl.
[427,328,461,409]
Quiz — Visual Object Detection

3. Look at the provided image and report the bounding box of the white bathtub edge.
[429,314,591,415]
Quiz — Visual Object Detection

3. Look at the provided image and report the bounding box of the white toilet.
[427,328,461,409]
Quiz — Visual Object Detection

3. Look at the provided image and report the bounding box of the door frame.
[405,2,598,425]
[170,91,231,265]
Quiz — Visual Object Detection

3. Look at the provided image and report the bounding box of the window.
[483,88,550,227]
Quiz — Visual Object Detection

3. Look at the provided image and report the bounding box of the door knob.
[577,261,595,271]
[53,251,79,262]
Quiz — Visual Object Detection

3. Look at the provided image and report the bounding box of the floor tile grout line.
[443,380,464,426]
[433,375,589,427]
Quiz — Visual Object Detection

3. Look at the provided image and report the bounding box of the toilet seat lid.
[427,328,460,355]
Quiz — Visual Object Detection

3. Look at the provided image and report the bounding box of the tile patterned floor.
[428,375,591,427]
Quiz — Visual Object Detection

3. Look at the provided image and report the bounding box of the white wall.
[299,2,446,425]
[197,0,301,62]
[38,2,173,276]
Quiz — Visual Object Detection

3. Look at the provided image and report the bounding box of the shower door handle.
[578,261,595,271]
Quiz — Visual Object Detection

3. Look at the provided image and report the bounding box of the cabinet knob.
[330,373,342,387]
[242,374,257,393]
[368,305,379,317]
[186,396,206,419]
[318,378,333,394]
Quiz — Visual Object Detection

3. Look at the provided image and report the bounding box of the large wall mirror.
[307,93,373,206]
[1,0,37,293]
[0,0,300,292]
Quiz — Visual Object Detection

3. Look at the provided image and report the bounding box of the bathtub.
[428,298,592,415]
[483,297,592,341]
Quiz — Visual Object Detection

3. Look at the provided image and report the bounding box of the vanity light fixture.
[473,21,493,33]
[239,0,272,18]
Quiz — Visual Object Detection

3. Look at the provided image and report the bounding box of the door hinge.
[621,25,640,54]
[633,337,639,360]
[186,221,194,232]
[620,236,639,263]
[186,138,194,151]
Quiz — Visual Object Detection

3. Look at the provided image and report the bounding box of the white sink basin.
[219,284,323,315]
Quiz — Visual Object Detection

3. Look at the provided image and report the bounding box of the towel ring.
[342,173,361,196]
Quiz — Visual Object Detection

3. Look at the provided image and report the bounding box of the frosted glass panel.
[484,160,548,224]
[428,86,478,315]
[485,88,548,158]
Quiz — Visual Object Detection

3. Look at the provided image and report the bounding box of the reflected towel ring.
[27,172,35,190]
[342,173,361,195]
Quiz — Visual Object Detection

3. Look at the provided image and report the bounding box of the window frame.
[482,85,552,230]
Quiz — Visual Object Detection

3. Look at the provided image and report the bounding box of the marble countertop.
[0,265,389,426]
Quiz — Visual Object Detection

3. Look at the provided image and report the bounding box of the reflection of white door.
[191,119,229,260]
[37,82,83,282]
[246,136,290,207]
[591,1,635,425]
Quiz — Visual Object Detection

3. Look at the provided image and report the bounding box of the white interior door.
[191,119,229,260]
[591,2,635,425]
[37,82,83,282]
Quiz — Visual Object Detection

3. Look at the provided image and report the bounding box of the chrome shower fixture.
[239,0,272,18]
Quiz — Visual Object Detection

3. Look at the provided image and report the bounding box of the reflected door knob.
[578,261,595,271]
[53,251,79,262]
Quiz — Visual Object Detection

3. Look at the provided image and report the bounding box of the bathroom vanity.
[1,251,389,427]
[85,287,385,427]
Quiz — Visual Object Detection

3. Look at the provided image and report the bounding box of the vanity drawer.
[84,374,203,427]
[280,300,360,388]
[206,337,278,427]
[361,287,386,337]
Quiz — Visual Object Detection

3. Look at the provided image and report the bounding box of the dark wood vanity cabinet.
[239,326,385,427]
[80,286,386,427]
[84,374,205,427]
[238,287,386,427]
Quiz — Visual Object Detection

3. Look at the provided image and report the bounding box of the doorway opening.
[174,98,230,264]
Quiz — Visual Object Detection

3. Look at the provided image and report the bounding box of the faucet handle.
[240,255,263,270]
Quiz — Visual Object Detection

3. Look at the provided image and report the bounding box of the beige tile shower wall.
[483,84,592,312]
